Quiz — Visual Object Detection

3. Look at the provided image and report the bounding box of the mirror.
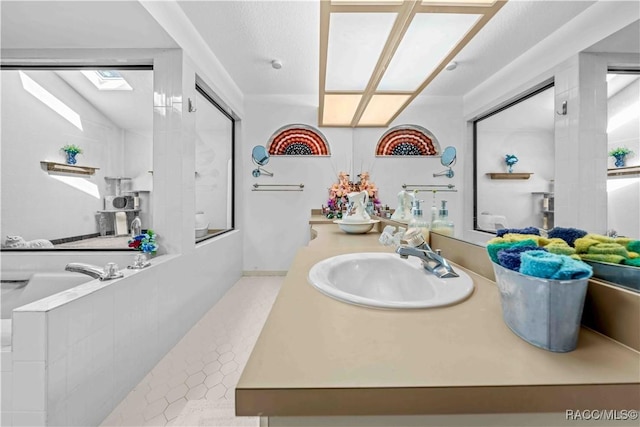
[251,145,273,178]
[194,84,235,242]
[252,145,270,166]
[606,71,640,238]
[441,146,457,167]
[433,146,457,178]
[474,84,555,232]
[1,68,153,250]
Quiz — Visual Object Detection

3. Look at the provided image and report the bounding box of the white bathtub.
[1,272,91,347]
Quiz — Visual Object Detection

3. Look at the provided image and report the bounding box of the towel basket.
[492,262,590,352]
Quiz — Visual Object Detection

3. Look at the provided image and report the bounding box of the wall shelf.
[41,161,99,176]
[608,165,640,177]
[486,172,533,180]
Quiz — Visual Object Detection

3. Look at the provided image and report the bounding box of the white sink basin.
[308,252,474,309]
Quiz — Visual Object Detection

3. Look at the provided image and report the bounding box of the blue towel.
[496,227,540,238]
[497,245,543,271]
[520,250,592,280]
[547,227,588,247]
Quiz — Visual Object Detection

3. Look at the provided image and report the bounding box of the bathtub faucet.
[65,262,123,281]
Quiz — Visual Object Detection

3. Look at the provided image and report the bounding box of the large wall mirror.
[194,83,235,242]
[606,70,640,238]
[474,83,555,233]
[1,67,153,250]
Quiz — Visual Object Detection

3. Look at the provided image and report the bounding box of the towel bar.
[252,183,304,192]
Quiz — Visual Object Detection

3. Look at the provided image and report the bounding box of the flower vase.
[129,252,151,269]
[508,165,513,173]
[614,155,626,168]
[65,151,77,165]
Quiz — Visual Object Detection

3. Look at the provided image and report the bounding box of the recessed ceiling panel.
[421,0,496,5]
[326,13,397,91]
[377,13,481,91]
[358,94,411,126]
[323,94,363,126]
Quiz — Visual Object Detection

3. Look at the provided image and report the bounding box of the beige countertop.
[237,223,640,416]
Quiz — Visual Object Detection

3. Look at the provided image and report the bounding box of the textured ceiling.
[0,1,177,49]
[178,0,597,97]
[178,0,320,96]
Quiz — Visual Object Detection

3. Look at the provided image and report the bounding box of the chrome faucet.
[65,262,123,281]
[395,232,459,279]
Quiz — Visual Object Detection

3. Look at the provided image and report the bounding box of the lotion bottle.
[431,200,454,237]
[408,199,430,243]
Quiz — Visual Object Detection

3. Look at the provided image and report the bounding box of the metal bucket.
[492,262,590,352]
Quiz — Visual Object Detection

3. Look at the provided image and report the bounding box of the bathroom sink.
[307,252,474,309]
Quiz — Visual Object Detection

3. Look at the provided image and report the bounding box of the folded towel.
[579,254,626,264]
[501,233,543,245]
[587,243,629,257]
[520,250,563,279]
[623,258,640,267]
[545,241,577,256]
[627,240,640,253]
[496,227,540,238]
[574,237,600,253]
[551,257,594,280]
[486,239,538,264]
[629,252,639,259]
[521,250,592,280]
[585,233,615,244]
[547,227,588,246]
[497,245,543,271]
[614,237,633,247]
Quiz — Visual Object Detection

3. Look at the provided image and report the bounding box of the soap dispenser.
[130,215,142,237]
[431,200,454,237]
[408,199,430,242]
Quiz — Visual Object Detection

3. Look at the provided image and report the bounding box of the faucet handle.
[104,262,123,279]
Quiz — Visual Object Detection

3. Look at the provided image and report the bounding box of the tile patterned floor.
[100,276,283,427]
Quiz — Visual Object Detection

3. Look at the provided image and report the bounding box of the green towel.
[486,239,538,264]
[623,258,640,267]
[627,240,640,253]
[588,243,629,257]
[579,254,626,264]
[545,242,576,256]
[574,237,600,254]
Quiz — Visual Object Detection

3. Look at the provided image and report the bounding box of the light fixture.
[319,0,506,127]
[445,61,458,71]
[271,60,283,69]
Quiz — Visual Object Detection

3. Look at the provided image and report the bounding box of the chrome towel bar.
[252,183,304,192]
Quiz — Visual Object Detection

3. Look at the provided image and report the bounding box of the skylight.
[81,70,133,91]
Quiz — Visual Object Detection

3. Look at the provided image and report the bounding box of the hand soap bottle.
[408,199,430,243]
[431,200,454,237]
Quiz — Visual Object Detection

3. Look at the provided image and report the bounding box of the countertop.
[236,223,640,416]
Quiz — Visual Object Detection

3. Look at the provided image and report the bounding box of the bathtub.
[1,272,91,348]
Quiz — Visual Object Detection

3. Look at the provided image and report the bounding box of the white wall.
[1,70,124,241]
[241,95,464,272]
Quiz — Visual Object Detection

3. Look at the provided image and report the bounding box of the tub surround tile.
[11,312,45,361]
[11,411,45,427]
[12,361,45,411]
[1,371,13,412]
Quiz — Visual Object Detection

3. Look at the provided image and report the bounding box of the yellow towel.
[587,243,629,258]
[585,233,615,244]
[629,252,639,259]
[545,241,576,256]
[615,237,633,248]
[579,254,626,264]
[574,237,600,253]
[501,233,543,246]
